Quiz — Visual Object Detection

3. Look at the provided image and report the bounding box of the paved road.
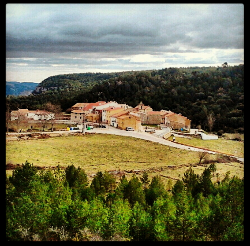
[6,127,244,163]
[93,127,244,162]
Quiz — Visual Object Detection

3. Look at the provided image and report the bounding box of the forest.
[6,162,243,241]
[6,65,244,133]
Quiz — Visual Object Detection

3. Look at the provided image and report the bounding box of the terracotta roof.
[165,112,175,117]
[17,109,29,114]
[104,106,122,111]
[118,114,140,120]
[71,110,85,113]
[72,103,89,108]
[35,110,51,115]
[111,110,128,118]
[117,114,131,119]
[147,111,162,115]
[82,102,107,111]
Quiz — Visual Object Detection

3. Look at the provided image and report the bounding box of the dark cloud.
[6,4,244,82]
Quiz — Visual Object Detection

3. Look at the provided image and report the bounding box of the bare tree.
[44,102,62,131]
[207,112,216,133]
[198,151,208,165]
[202,105,216,132]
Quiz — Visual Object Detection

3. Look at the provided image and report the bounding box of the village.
[10,101,191,132]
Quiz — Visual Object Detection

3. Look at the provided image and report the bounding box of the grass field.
[6,134,244,183]
[169,135,244,158]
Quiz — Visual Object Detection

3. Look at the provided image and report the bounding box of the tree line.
[6,162,244,241]
[6,65,244,133]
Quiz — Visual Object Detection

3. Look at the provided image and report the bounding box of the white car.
[126,127,134,131]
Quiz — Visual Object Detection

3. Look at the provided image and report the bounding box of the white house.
[11,109,55,121]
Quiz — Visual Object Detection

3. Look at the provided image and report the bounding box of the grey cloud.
[6,3,244,82]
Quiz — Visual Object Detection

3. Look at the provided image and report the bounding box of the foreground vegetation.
[6,162,244,241]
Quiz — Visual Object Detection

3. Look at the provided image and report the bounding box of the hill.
[32,72,130,95]
[6,81,38,96]
[6,65,244,133]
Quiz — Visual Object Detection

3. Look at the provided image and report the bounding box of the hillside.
[6,81,38,96]
[32,72,130,95]
[6,65,244,133]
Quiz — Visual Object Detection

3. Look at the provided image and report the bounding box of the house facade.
[117,113,142,131]
[70,110,85,123]
[110,110,129,127]
[165,112,191,130]
[70,101,132,124]
[102,107,125,124]
[11,109,55,121]
[140,110,171,125]
[69,101,191,131]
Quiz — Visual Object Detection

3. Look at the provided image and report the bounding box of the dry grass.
[6,134,243,183]
[169,135,244,158]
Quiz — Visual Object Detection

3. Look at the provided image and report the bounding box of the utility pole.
[82,113,86,134]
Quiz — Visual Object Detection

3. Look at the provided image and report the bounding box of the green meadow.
[6,134,243,182]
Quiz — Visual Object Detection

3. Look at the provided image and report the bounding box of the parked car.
[68,127,81,132]
[101,125,106,128]
[126,127,134,131]
[145,129,155,133]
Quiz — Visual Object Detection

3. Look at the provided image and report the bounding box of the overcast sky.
[6,3,244,83]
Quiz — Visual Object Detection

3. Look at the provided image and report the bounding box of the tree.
[65,165,88,200]
[172,180,184,197]
[173,190,197,241]
[107,199,132,240]
[199,164,216,197]
[44,102,61,131]
[140,171,150,189]
[65,165,88,189]
[8,161,38,193]
[222,62,228,68]
[182,167,200,197]
[129,202,153,241]
[151,196,176,241]
[123,175,146,207]
[207,112,216,132]
[145,175,167,206]
[198,151,208,165]
[90,171,116,196]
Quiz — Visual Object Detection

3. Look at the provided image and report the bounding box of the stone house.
[117,113,142,131]
[165,112,191,130]
[140,110,171,125]
[110,110,129,127]
[70,101,107,123]
[11,109,54,121]
[102,107,125,124]
[70,110,86,123]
